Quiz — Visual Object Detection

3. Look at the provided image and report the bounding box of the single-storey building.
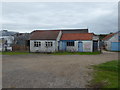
[59,33,100,52]
[30,30,62,52]
[30,29,100,52]
[102,31,120,51]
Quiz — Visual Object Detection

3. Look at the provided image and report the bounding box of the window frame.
[34,41,41,47]
[45,41,53,47]
[66,41,74,46]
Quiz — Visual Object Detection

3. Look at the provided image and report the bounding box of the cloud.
[1,2,118,34]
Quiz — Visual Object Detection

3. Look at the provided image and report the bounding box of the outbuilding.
[29,29,100,53]
[103,31,120,51]
[59,33,100,52]
[30,30,62,52]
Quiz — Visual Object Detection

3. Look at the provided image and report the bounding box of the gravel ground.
[2,51,118,88]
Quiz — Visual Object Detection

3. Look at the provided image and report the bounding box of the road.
[2,51,118,88]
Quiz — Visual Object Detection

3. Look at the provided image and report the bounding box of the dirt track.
[2,51,118,88]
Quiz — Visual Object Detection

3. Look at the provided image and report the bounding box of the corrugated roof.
[62,29,88,33]
[61,33,93,40]
[30,30,60,40]
[102,33,116,40]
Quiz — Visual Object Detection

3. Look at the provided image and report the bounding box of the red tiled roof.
[102,33,116,40]
[61,33,93,40]
[30,30,60,40]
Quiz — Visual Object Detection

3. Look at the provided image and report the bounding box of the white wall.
[30,40,94,52]
[104,33,119,50]
[30,40,58,52]
[0,44,3,51]
[93,35,99,40]
[82,40,93,52]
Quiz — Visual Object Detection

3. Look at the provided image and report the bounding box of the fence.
[12,45,29,51]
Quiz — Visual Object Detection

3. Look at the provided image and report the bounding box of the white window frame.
[45,42,53,47]
[34,41,41,47]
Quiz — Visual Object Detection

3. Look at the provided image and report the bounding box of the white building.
[30,30,62,52]
[30,30,100,52]
[103,31,120,51]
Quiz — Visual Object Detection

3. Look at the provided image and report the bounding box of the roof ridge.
[102,33,116,40]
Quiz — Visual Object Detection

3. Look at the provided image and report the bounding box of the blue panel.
[111,42,120,51]
[62,41,66,51]
[60,40,76,51]
[78,42,83,52]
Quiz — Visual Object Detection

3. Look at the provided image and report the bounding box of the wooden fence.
[12,45,29,51]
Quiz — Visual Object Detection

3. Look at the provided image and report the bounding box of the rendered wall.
[82,41,93,52]
[30,40,57,52]
[104,33,119,51]
[59,40,93,52]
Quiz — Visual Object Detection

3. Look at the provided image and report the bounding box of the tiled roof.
[30,30,60,40]
[61,33,93,40]
[102,33,116,40]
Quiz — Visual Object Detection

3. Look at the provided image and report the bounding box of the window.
[45,42,53,47]
[67,41,74,46]
[34,41,41,47]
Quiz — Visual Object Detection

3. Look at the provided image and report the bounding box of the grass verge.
[90,60,119,89]
[0,51,101,55]
[51,52,101,55]
[0,52,30,55]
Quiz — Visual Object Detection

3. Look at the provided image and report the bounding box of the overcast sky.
[1,2,118,34]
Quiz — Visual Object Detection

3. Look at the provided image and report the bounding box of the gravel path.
[2,51,118,88]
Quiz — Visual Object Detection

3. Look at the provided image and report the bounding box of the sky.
[1,2,118,34]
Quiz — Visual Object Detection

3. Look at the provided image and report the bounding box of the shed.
[102,31,120,51]
[59,33,99,52]
[30,30,62,52]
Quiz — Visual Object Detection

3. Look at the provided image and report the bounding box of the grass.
[90,60,119,89]
[0,51,30,55]
[0,51,101,55]
[51,52,101,55]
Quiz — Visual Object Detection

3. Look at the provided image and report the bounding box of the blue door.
[111,42,120,51]
[62,41,66,51]
[78,42,83,52]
